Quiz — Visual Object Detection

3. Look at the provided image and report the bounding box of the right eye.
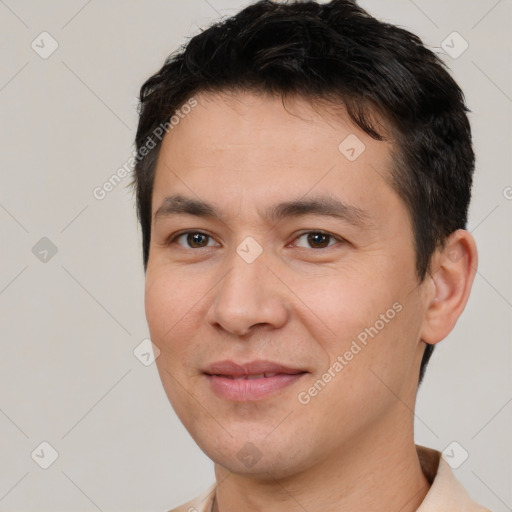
[168,231,220,249]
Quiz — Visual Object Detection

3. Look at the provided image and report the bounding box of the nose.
[205,247,289,337]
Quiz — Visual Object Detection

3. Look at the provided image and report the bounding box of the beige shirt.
[167,445,490,512]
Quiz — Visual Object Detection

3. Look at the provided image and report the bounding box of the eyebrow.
[154,193,372,228]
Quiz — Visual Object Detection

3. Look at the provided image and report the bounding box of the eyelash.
[167,230,345,250]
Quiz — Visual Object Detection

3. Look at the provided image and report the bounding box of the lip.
[203,360,308,402]
[203,359,307,377]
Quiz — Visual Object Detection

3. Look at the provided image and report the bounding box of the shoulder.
[165,482,216,512]
[416,445,492,512]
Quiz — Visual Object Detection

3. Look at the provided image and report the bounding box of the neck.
[212,418,429,512]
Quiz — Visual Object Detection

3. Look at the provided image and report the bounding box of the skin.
[144,91,478,512]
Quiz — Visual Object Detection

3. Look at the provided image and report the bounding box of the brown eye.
[173,232,217,249]
[294,232,339,249]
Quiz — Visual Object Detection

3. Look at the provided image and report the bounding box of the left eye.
[293,232,340,249]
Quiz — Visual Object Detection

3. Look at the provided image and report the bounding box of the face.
[145,91,430,478]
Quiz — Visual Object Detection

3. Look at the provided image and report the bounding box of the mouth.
[211,372,297,380]
[203,360,308,401]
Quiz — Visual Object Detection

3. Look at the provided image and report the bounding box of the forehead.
[152,90,398,221]
[158,90,390,160]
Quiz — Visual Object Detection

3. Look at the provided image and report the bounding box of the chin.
[194,428,313,480]
[211,450,306,480]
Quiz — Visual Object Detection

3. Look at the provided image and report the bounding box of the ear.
[420,229,478,345]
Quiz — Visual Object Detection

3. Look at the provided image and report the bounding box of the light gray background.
[0,1,510,511]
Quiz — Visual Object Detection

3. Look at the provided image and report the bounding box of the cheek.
[145,264,205,332]
[298,267,419,379]
[144,267,205,367]
[144,273,172,343]
[294,269,393,342]
[145,270,207,417]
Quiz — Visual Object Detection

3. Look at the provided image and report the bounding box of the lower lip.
[206,373,307,401]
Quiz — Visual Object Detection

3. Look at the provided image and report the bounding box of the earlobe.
[420,229,478,345]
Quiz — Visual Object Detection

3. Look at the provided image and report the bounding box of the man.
[131,1,489,510]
